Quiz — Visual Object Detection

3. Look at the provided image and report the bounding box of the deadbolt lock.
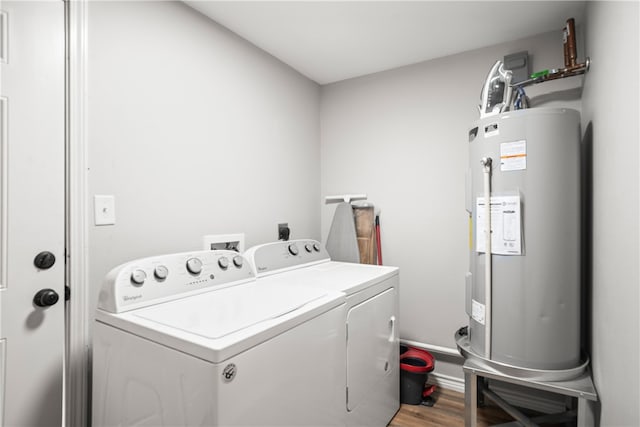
[34,251,56,270]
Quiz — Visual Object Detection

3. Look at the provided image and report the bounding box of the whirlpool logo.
[222,363,236,383]
[123,294,142,302]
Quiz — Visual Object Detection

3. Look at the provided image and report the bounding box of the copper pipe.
[512,59,590,88]
[541,64,587,82]
[511,17,589,89]
[563,28,570,66]
[565,18,577,67]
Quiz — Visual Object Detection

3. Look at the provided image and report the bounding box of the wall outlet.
[278,223,290,241]
[203,233,245,252]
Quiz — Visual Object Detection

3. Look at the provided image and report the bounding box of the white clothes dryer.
[92,249,346,426]
[244,239,400,427]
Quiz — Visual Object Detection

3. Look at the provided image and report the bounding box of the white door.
[0,1,65,425]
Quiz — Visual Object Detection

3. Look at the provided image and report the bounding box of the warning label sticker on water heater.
[500,140,527,171]
[471,299,485,325]
[476,195,522,255]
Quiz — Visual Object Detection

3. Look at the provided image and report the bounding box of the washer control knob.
[218,256,229,270]
[288,244,299,256]
[154,265,169,280]
[313,243,321,252]
[131,269,147,286]
[233,256,243,268]
[304,244,312,253]
[186,258,203,275]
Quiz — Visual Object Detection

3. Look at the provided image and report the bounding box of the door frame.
[65,0,90,425]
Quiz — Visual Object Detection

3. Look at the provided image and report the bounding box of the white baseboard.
[427,372,465,393]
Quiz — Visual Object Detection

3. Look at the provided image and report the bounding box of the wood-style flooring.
[388,387,514,427]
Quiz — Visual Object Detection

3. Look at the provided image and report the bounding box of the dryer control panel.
[98,250,254,313]
[244,239,330,277]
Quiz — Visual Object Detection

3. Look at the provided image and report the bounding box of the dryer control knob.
[313,243,321,252]
[304,244,312,253]
[154,265,169,280]
[131,269,147,286]
[218,256,229,270]
[232,256,243,268]
[186,258,203,275]
[288,244,299,256]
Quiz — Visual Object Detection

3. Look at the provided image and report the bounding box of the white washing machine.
[92,249,346,426]
[244,239,400,427]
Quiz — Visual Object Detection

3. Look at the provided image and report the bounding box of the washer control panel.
[98,249,254,313]
[244,239,330,276]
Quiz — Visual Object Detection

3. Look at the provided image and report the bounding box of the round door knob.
[33,289,59,307]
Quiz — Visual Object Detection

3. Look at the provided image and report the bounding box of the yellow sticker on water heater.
[500,140,527,171]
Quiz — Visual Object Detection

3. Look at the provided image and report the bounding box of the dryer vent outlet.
[278,223,290,241]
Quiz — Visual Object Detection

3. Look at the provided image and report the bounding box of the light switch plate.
[94,195,116,226]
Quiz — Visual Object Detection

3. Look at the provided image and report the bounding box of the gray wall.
[83,2,640,423]
[86,1,321,314]
[582,2,639,425]
[320,29,583,380]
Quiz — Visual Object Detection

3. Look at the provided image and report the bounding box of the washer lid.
[95,281,345,363]
[133,282,329,339]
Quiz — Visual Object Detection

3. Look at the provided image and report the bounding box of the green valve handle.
[530,69,549,79]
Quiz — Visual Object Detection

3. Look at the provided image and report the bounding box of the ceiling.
[185,1,586,85]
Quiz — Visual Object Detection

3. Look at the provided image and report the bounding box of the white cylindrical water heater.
[466,108,581,370]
